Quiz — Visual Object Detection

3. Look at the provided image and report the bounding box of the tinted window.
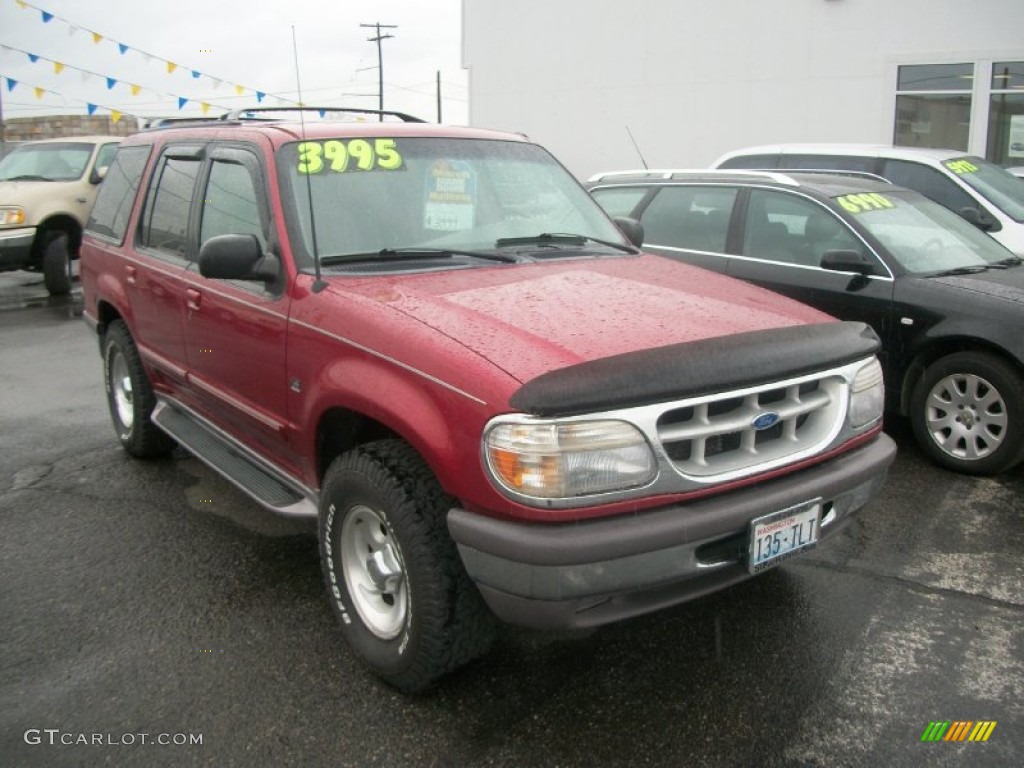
[200,160,265,248]
[86,145,151,243]
[718,154,778,169]
[589,186,647,218]
[880,159,976,213]
[783,155,877,174]
[742,190,870,268]
[94,143,120,173]
[140,154,202,259]
[639,186,737,252]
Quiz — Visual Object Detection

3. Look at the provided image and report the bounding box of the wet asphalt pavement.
[1,271,1021,768]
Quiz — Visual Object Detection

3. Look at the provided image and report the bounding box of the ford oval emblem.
[752,411,781,431]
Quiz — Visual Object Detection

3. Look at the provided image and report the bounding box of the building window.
[893,63,972,151]
[987,61,1024,167]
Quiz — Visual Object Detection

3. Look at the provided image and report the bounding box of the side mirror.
[199,234,277,282]
[958,206,999,232]
[89,165,109,184]
[613,216,644,248]
[820,249,875,276]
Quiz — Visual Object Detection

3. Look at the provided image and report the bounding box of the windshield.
[278,137,627,269]
[0,142,93,182]
[942,156,1024,222]
[836,190,1016,274]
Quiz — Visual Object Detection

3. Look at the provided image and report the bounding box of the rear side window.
[718,154,778,169]
[639,186,737,252]
[200,159,266,249]
[139,152,202,259]
[86,145,151,244]
[590,186,648,218]
[880,159,976,213]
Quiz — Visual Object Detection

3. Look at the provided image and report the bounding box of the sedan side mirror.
[199,234,278,282]
[958,206,999,232]
[613,216,644,248]
[820,249,876,276]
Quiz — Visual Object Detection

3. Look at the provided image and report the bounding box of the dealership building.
[462,0,1024,180]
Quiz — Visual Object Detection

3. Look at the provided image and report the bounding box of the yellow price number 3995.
[297,139,404,174]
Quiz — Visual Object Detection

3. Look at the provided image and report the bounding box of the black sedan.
[588,170,1024,474]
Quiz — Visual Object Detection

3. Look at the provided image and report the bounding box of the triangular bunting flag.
[41,11,53,22]
[191,70,201,79]
[53,62,64,74]
[178,97,188,109]
[130,84,141,96]
[167,62,178,74]
[106,77,117,89]
[256,91,265,103]
[118,43,129,55]
[318,109,326,118]
[92,32,103,44]
[201,102,210,115]
[28,53,39,63]
[234,84,244,96]
[15,1,28,10]
[111,110,122,124]
[87,103,97,115]
[5,78,17,92]
[34,86,45,99]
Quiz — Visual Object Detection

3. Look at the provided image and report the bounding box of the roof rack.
[220,106,426,123]
[772,168,891,183]
[587,169,801,186]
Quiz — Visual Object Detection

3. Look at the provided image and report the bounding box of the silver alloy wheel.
[110,350,135,430]
[340,504,408,639]
[924,372,1007,460]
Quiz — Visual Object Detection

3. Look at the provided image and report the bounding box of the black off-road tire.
[102,320,175,458]
[42,232,73,296]
[319,439,496,693]
[910,351,1024,475]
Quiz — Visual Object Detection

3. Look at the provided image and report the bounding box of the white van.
[713,144,1024,255]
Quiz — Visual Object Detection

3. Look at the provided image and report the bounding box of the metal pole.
[436,70,442,123]
[360,23,396,121]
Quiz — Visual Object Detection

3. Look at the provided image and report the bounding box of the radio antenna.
[625,125,648,170]
[292,26,326,292]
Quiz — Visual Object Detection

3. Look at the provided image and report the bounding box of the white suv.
[0,136,121,294]
[714,144,1024,256]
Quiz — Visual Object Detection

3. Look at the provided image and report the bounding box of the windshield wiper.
[494,232,638,254]
[319,247,518,266]
[2,174,50,182]
[990,255,1024,268]
[927,265,991,277]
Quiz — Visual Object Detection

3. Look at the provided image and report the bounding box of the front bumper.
[448,432,896,630]
[0,227,36,271]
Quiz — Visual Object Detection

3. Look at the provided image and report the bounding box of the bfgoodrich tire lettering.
[102,320,175,458]
[910,351,1024,475]
[319,439,495,692]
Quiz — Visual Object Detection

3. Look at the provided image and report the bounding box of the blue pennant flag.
[5,78,16,92]
[118,43,129,55]
[41,11,54,22]
[87,103,98,115]
[106,77,117,89]
[178,97,188,110]
[256,91,265,103]
[28,53,39,63]
[191,70,201,79]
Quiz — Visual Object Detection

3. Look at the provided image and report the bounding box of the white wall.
[462,0,1024,179]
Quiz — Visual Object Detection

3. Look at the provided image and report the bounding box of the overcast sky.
[0,0,467,125]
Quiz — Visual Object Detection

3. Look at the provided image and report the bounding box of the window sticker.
[296,139,404,174]
[835,193,896,214]
[423,160,476,231]
[943,159,979,175]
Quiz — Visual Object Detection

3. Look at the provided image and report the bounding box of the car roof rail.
[220,106,427,123]
[772,168,892,183]
[587,168,801,186]
[141,116,227,130]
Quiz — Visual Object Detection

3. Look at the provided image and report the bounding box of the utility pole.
[360,22,397,121]
[436,70,442,124]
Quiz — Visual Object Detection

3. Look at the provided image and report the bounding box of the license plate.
[748,500,821,574]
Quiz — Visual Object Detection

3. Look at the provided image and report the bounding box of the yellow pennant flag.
[130,84,141,96]
[92,32,103,44]
[34,86,45,99]
[167,61,178,74]
[15,1,28,9]
[111,110,122,124]
[53,62,65,74]
[234,84,244,96]
[201,102,211,115]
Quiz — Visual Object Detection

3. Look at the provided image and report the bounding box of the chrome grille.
[656,376,844,477]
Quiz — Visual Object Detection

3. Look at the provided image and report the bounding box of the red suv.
[80,109,895,691]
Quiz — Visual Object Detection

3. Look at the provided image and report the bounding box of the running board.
[152,399,317,519]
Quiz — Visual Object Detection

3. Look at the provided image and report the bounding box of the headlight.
[0,207,26,227]
[484,419,656,500]
[849,358,884,428]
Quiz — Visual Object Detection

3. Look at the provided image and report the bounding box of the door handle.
[125,265,137,285]
[186,288,202,311]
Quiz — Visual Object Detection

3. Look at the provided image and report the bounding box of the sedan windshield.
[279,137,628,269]
[942,156,1024,222]
[0,142,93,182]
[838,190,1017,275]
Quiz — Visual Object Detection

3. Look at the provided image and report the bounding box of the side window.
[93,143,120,173]
[139,152,202,260]
[717,154,779,169]
[85,145,151,243]
[639,186,737,253]
[200,160,266,249]
[880,159,976,213]
[590,186,648,218]
[742,190,870,268]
